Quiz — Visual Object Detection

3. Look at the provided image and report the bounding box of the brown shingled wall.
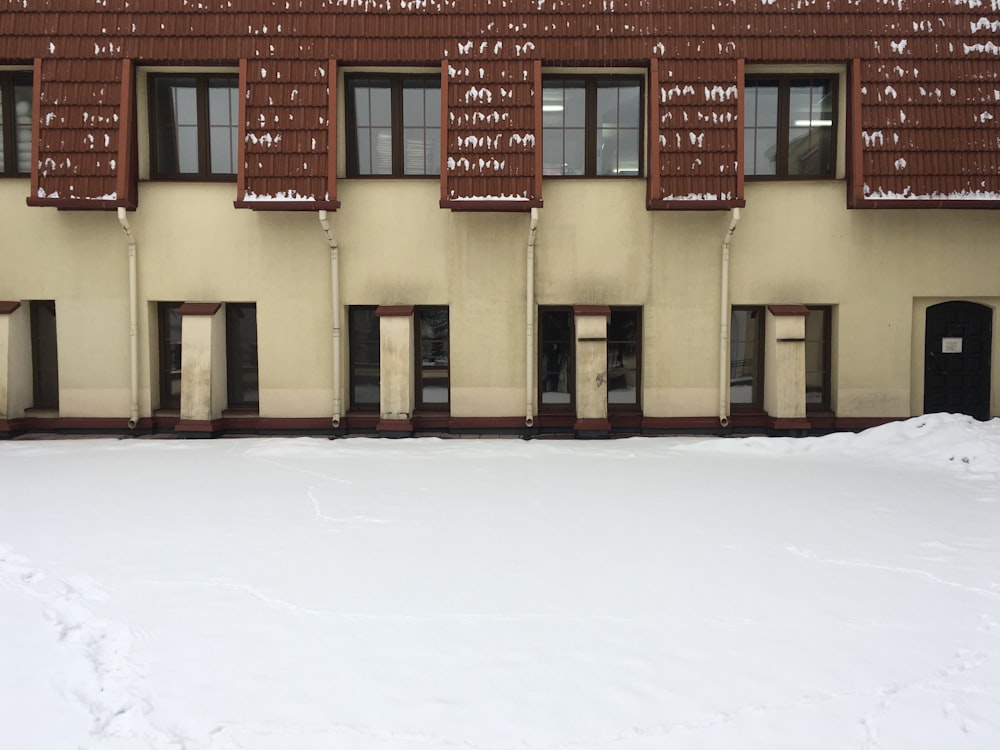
[5,0,999,210]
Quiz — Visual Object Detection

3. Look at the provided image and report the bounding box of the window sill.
[24,407,59,418]
[222,407,259,418]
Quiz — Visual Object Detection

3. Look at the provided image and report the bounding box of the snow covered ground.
[2,414,999,750]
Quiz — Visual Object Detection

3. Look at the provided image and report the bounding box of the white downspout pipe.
[718,207,741,428]
[319,211,342,429]
[117,207,140,430]
[525,208,539,428]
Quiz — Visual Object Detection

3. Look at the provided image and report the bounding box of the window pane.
[788,80,834,176]
[209,125,236,174]
[372,128,393,175]
[208,80,238,174]
[30,300,59,410]
[540,309,573,407]
[608,309,639,406]
[0,86,5,172]
[402,85,424,127]
[805,307,830,408]
[542,128,564,175]
[418,307,449,408]
[175,125,200,173]
[730,308,762,407]
[350,307,380,408]
[564,84,586,126]
[402,82,440,175]
[745,81,779,176]
[14,80,32,174]
[564,128,585,175]
[159,303,182,409]
[152,77,198,175]
[227,304,258,408]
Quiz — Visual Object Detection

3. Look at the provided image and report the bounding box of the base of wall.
[0,413,914,439]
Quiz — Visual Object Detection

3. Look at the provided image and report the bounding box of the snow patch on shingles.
[865,186,1000,202]
[242,189,315,201]
[964,41,1000,54]
[862,130,885,147]
[448,193,529,201]
[894,157,907,170]
[971,17,1000,32]
[661,191,733,201]
[952,0,1000,10]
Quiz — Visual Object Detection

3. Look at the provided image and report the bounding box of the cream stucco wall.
[2,173,999,427]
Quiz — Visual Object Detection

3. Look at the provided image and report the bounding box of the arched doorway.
[924,301,993,420]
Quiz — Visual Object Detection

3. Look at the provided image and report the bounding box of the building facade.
[1,0,998,437]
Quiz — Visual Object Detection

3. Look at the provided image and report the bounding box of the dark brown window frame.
[538,306,576,412]
[414,306,450,412]
[805,305,833,412]
[29,300,59,410]
[744,74,838,181]
[542,74,645,178]
[0,71,32,177]
[148,72,239,181]
[225,302,259,409]
[157,302,183,411]
[348,305,380,411]
[344,73,441,178]
[607,307,642,413]
[730,305,765,412]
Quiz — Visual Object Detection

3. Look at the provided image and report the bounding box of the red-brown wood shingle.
[5,0,998,210]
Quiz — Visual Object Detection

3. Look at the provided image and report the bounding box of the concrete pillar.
[574,305,611,436]
[764,304,811,429]
[0,302,32,429]
[176,302,226,433]
[376,305,415,436]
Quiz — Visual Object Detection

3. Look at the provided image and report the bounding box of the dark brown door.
[924,301,992,420]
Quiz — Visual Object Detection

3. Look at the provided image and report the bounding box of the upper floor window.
[345,75,440,177]
[0,72,32,176]
[744,76,836,179]
[149,74,238,180]
[542,76,642,177]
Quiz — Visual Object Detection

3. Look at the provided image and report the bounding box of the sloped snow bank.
[682,413,1000,481]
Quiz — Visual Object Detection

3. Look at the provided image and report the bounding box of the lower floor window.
[607,308,641,410]
[539,307,574,410]
[415,306,449,410]
[30,300,59,410]
[730,306,764,410]
[158,302,182,410]
[806,306,832,410]
[349,306,380,410]
[226,303,258,408]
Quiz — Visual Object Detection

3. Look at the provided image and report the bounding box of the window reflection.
[730,307,763,408]
[417,307,449,408]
